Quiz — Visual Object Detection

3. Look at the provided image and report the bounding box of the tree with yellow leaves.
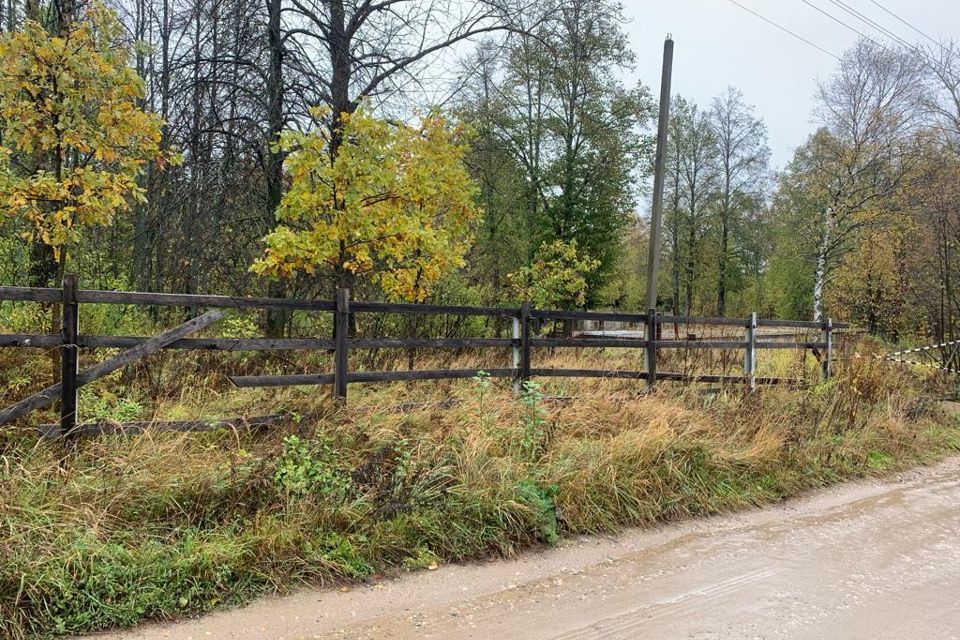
[0,3,168,287]
[252,108,479,302]
[509,239,599,309]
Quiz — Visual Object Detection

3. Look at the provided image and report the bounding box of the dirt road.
[94,458,960,640]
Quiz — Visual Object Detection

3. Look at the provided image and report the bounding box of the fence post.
[512,310,522,394]
[822,317,833,380]
[60,273,80,437]
[334,287,350,401]
[519,300,531,387]
[645,308,658,388]
[745,312,757,392]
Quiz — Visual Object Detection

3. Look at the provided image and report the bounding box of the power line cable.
[825,0,913,49]
[824,0,940,69]
[867,0,942,49]
[797,0,889,51]
[724,0,840,60]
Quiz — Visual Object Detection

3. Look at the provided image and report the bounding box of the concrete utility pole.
[644,35,674,312]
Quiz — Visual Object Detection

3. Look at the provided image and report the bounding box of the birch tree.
[805,41,922,320]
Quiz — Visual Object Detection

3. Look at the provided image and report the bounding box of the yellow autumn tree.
[251,108,479,302]
[509,239,599,309]
[0,3,168,285]
[827,218,913,339]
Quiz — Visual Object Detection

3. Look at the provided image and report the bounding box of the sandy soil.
[89,457,960,640]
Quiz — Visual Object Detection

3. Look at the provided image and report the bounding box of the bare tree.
[283,0,526,146]
[921,40,960,146]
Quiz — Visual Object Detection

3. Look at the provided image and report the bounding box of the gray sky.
[620,0,960,168]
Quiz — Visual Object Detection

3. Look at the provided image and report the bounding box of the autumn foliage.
[509,239,599,308]
[251,108,479,302]
[0,3,167,270]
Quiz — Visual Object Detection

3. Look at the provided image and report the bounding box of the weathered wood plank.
[654,315,851,330]
[530,369,795,386]
[823,318,834,379]
[349,338,515,349]
[62,335,811,352]
[530,309,648,323]
[655,340,749,349]
[0,286,61,303]
[656,372,795,385]
[531,368,649,380]
[334,288,349,400]
[575,329,647,339]
[756,318,850,329]
[0,334,61,348]
[755,341,827,350]
[656,314,751,327]
[38,414,283,438]
[646,307,658,387]
[530,338,648,348]
[350,300,518,317]
[0,310,223,425]
[349,368,515,383]
[76,289,336,312]
[78,336,335,351]
[60,274,80,437]
[229,368,516,387]
[0,284,851,330]
[520,301,531,384]
[228,373,335,388]
[745,312,758,392]
[75,311,223,387]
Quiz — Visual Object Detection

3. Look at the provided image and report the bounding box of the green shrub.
[274,434,351,500]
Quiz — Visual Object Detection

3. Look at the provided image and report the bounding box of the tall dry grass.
[0,339,958,638]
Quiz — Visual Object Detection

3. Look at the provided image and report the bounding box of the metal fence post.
[334,288,350,401]
[823,317,833,380]
[745,312,757,392]
[645,308,658,388]
[60,273,80,437]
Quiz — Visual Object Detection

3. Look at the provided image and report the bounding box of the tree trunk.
[684,206,696,316]
[813,211,833,322]
[29,241,57,289]
[263,0,287,337]
[717,196,729,316]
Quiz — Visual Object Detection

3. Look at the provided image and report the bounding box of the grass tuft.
[0,345,958,638]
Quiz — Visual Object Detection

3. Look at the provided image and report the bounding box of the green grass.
[1,349,958,638]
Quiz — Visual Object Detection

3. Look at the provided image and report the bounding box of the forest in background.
[2,0,960,344]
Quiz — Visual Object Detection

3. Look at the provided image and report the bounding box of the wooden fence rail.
[0,276,848,438]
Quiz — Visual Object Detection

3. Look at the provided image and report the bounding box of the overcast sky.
[620,0,960,168]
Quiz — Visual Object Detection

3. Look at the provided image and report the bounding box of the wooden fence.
[0,276,848,438]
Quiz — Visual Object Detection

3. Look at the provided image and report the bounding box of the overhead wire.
[797,0,889,51]
[799,0,943,71]
[867,0,943,50]
[724,0,840,60]
[824,0,913,49]
[726,0,943,69]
